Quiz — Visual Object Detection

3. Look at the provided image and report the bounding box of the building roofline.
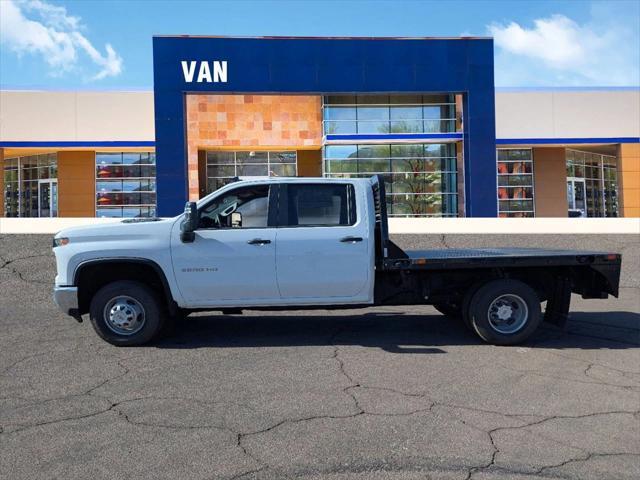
[2,86,638,94]
[152,34,493,40]
[0,87,154,93]
[496,86,639,92]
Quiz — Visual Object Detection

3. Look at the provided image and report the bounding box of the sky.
[1,0,639,90]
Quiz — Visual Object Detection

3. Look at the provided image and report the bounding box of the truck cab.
[171,177,375,307]
[53,176,621,347]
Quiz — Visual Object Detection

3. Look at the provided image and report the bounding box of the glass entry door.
[567,178,586,217]
[38,179,58,217]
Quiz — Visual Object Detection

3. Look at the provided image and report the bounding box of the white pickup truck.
[53,176,621,347]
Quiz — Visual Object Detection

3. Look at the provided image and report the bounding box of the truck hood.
[54,217,180,243]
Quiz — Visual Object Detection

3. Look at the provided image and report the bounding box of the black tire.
[467,279,542,346]
[433,303,462,318]
[89,280,166,346]
[461,282,485,331]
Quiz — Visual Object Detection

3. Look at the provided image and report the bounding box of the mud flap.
[544,277,572,329]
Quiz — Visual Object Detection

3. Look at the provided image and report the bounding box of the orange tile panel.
[623,207,640,217]
[619,143,640,156]
[621,170,640,190]
[185,93,322,196]
[618,158,640,173]
[622,188,640,209]
[57,150,96,217]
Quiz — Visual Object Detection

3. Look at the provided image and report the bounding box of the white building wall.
[1,89,638,142]
[495,89,640,140]
[0,90,155,142]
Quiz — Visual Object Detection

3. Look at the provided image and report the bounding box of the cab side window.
[198,185,269,229]
[283,184,356,227]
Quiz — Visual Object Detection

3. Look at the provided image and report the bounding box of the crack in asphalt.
[513,333,640,391]
[0,253,51,267]
[540,348,640,377]
[1,346,136,401]
[0,351,52,377]
[5,401,119,434]
[0,253,52,286]
[537,452,640,475]
[115,407,230,432]
[463,410,640,479]
[349,384,430,398]
[495,361,640,392]
[331,337,366,415]
[84,358,132,396]
[438,233,452,250]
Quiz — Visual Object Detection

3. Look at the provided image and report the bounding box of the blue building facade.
[152,36,497,217]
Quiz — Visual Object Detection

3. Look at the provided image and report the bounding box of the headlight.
[53,237,70,248]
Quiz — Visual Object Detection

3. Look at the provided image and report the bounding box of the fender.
[73,257,179,315]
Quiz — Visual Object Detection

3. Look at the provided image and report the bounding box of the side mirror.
[231,211,242,228]
[180,202,198,243]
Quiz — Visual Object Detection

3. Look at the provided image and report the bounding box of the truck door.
[275,182,373,303]
[171,183,279,307]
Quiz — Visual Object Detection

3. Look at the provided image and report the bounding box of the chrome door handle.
[247,238,271,245]
[340,236,363,243]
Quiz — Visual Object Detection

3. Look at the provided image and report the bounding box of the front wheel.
[467,279,542,345]
[89,280,166,346]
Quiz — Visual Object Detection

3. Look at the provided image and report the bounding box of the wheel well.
[75,260,176,315]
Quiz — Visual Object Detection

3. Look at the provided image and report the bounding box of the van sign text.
[181,61,227,83]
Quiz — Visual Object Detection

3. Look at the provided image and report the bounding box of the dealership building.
[1,36,639,219]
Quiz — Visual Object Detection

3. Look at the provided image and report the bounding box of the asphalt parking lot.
[1,233,639,480]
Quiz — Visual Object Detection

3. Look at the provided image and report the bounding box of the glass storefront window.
[324,143,458,217]
[96,152,156,218]
[3,153,57,217]
[566,149,618,217]
[390,106,422,120]
[497,149,535,217]
[323,95,458,135]
[205,150,297,194]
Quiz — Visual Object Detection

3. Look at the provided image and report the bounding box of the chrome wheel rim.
[103,296,146,336]
[487,294,528,334]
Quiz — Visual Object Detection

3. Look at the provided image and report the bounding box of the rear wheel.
[467,279,542,345]
[89,281,166,346]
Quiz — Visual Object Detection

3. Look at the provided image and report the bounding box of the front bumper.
[53,286,80,318]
